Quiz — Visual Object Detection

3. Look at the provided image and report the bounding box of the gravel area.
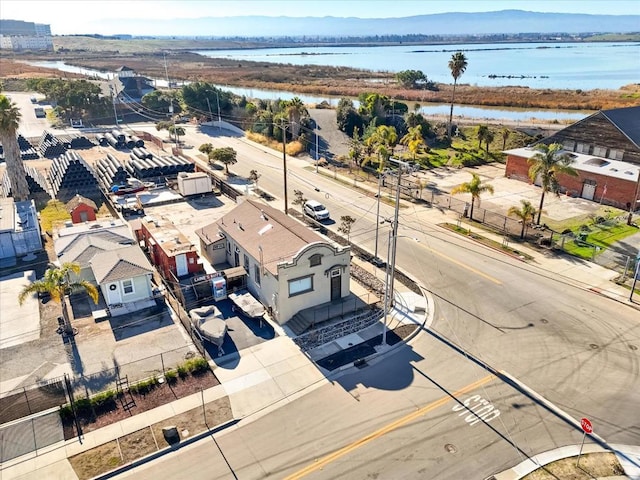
[310,108,351,160]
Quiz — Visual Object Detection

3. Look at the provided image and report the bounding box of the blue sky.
[2,0,639,35]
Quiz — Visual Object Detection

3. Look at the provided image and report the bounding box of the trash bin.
[463,203,469,218]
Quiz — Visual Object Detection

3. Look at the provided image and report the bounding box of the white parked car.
[304,199,330,221]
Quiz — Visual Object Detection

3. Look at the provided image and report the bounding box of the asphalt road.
[5,91,53,139]
[116,123,640,479]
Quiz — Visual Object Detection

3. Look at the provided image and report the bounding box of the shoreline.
[2,49,638,114]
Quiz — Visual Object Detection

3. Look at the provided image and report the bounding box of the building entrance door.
[331,272,341,301]
[582,180,596,200]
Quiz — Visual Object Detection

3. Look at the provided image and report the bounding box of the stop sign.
[581,418,593,434]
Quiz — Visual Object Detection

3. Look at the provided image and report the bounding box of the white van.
[303,199,330,221]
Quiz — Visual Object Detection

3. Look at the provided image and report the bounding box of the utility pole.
[315,129,319,173]
[373,172,384,265]
[281,123,289,215]
[109,84,118,125]
[169,102,177,148]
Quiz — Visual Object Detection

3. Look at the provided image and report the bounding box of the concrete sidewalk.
[491,443,640,480]
[0,257,430,480]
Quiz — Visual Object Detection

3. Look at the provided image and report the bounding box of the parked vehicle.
[303,199,330,221]
[34,107,45,118]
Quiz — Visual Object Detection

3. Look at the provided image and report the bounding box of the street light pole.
[216,91,221,130]
[205,97,213,124]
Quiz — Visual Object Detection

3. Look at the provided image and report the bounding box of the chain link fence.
[0,409,63,464]
[421,187,636,273]
[68,345,200,398]
[0,376,66,425]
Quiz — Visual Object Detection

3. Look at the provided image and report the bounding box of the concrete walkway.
[2,156,638,479]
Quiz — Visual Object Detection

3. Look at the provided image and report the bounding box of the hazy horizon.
[1,0,639,36]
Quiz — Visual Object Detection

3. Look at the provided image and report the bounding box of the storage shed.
[177,172,212,197]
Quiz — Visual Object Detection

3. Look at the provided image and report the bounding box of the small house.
[196,198,351,326]
[66,194,98,223]
[138,216,203,281]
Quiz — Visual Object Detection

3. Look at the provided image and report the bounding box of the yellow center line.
[423,244,502,285]
[285,372,498,480]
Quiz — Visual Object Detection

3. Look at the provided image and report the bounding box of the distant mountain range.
[87,10,640,37]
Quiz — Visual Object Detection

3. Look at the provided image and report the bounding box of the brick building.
[137,216,203,281]
[505,106,640,210]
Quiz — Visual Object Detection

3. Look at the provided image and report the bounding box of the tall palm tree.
[508,200,538,239]
[500,127,511,150]
[484,130,495,154]
[528,143,578,224]
[400,125,425,161]
[447,52,468,139]
[476,125,489,149]
[451,173,494,220]
[18,262,99,335]
[0,95,30,201]
[284,97,307,138]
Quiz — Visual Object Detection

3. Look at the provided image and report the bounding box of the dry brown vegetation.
[4,40,638,112]
[522,452,624,480]
[68,397,232,480]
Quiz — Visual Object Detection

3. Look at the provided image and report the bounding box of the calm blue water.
[196,42,640,90]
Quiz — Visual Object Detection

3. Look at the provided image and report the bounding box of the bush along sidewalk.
[59,356,214,424]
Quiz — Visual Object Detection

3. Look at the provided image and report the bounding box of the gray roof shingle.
[90,246,153,284]
[214,199,329,275]
[601,106,640,148]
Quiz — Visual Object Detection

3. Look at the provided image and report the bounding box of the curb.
[93,418,241,480]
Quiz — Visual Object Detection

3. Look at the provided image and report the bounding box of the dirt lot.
[68,396,232,480]
[522,452,624,479]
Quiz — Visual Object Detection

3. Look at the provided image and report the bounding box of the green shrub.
[177,365,188,379]
[130,376,159,395]
[74,397,91,414]
[184,357,210,375]
[164,369,178,384]
[92,390,116,407]
[59,404,74,421]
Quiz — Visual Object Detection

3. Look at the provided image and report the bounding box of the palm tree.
[284,97,307,138]
[508,200,538,239]
[249,169,260,189]
[484,130,495,154]
[500,127,511,150]
[370,125,398,170]
[451,173,494,220]
[528,143,578,224]
[476,125,489,150]
[447,52,468,139]
[18,262,99,335]
[400,125,425,161]
[0,95,30,201]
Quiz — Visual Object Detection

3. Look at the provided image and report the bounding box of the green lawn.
[563,221,639,259]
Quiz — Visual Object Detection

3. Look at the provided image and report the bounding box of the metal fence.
[0,376,66,425]
[0,409,63,464]
[422,187,635,273]
[68,344,200,398]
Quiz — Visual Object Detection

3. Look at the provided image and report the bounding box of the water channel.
[24,60,593,122]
